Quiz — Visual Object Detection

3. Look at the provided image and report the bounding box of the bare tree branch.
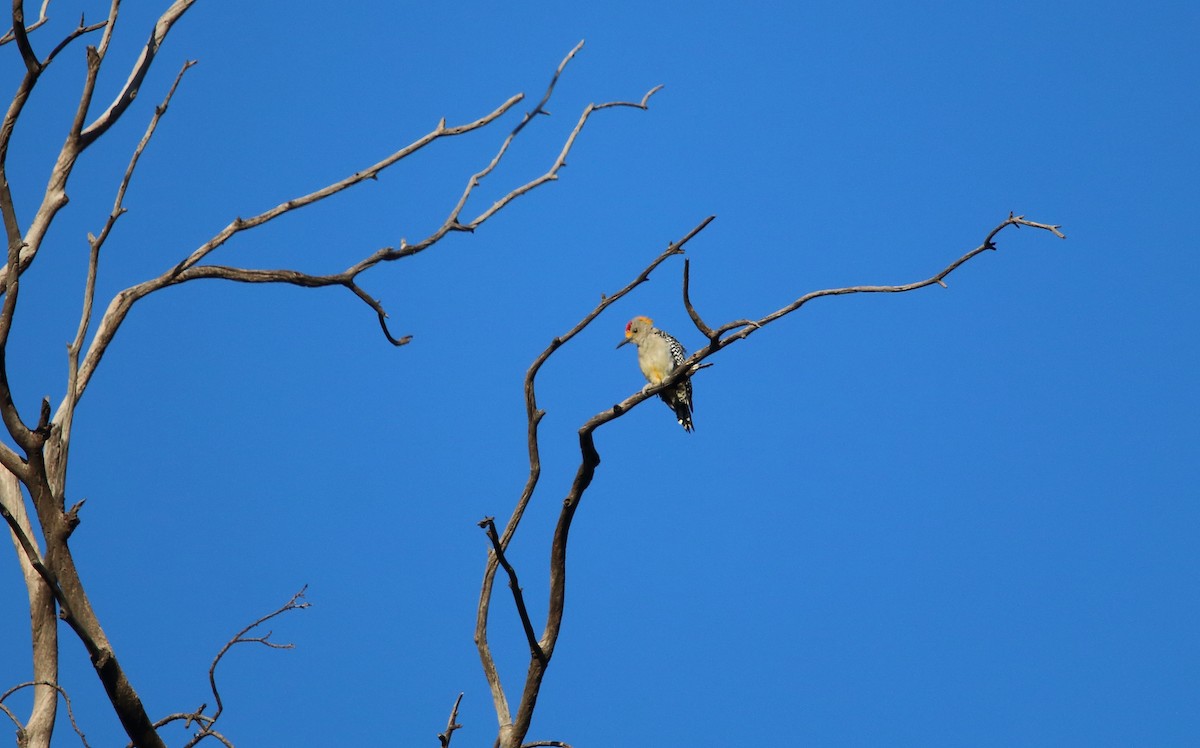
[437,692,464,748]
[711,213,1066,346]
[148,710,233,748]
[168,587,309,748]
[9,1,42,72]
[136,589,307,748]
[55,58,195,471]
[477,213,1064,748]
[475,216,715,748]
[0,679,91,748]
[1,25,665,746]
[1,468,57,748]
[79,0,196,147]
[62,46,664,416]
[0,1,188,298]
[479,517,544,664]
[682,258,715,340]
[41,16,108,67]
[463,84,663,231]
[0,0,49,45]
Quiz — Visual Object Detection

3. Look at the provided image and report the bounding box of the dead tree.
[467,212,1064,748]
[0,4,660,747]
[1,4,1066,748]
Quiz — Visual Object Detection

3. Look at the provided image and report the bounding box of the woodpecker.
[616,315,694,432]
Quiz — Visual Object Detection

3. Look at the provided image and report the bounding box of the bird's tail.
[671,391,694,432]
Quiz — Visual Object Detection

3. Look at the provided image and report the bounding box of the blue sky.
[2,1,1197,746]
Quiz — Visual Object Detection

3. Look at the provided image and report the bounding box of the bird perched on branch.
[617,316,694,432]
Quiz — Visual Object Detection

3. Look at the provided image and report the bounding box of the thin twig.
[146,711,232,748]
[682,258,715,340]
[79,0,197,146]
[510,40,585,139]
[62,44,666,413]
[9,1,42,72]
[489,213,1064,748]
[41,18,108,66]
[175,587,309,748]
[476,216,716,747]
[437,693,465,748]
[0,0,51,45]
[63,59,196,455]
[479,517,544,663]
[0,680,91,747]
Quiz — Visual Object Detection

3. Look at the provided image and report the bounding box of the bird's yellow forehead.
[625,315,653,336]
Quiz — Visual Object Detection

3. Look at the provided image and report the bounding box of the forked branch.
[480,517,544,664]
[147,587,309,748]
[0,0,51,46]
[62,44,664,417]
[474,216,714,748]
[478,212,1064,748]
[0,680,91,748]
[79,0,197,147]
[437,693,464,748]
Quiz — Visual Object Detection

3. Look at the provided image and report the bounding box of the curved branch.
[0,1,182,297]
[65,45,665,418]
[10,1,42,72]
[0,468,58,747]
[715,213,1066,346]
[0,0,49,45]
[168,92,524,280]
[0,680,90,748]
[488,212,1064,748]
[510,39,583,139]
[146,711,232,748]
[461,84,663,231]
[59,59,195,469]
[437,692,464,748]
[476,216,714,747]
[78,0,196,147]
[480,517,544,663]
[42,17,107,67]
[682,258,714,340]
[170,587,309,748]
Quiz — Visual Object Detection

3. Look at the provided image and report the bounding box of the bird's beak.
[616,337,630,349]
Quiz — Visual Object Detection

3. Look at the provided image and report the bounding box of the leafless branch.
[0,0,49,44]
[0,468,57,746]
[9,1,41,72]
[510,39,584,139]
[0,10,220,743]
[474,216,714,748]
[437,692,464,748]
[58,58,194,463]
[6,1,91,69]
[710,213,1066,346]
[682,258,715,340]
[166,587,309,748]
[0,680,91,747]
[479,517,544,664]
[463,84,663,231]
[0,498,46,573]
[62,44,664,418]
[476,213,1064,747]
[147,709,232,748]
[522,742,574,748]
[79,0,196,147]
[0,0,191,300]
[41,16,108,66]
